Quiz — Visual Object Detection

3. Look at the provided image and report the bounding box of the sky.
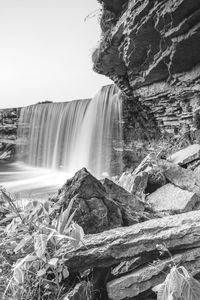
[0,0,112,108]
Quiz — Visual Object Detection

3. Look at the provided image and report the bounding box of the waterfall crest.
[17,85,122,177]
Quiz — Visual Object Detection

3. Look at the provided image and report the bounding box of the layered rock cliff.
[93,0,200,145]
[0,108,20,160]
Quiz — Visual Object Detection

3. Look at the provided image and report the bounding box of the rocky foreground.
[2,144,200,299]
[50,144,200,299]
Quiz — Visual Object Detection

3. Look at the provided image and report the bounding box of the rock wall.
[0,108,20,160]
[93,0,200,157]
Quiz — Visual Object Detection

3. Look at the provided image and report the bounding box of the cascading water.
[17,85,122,178]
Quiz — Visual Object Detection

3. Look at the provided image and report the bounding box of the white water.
[17,84,122,178]
[0,162,69,199]
[0,85,122,198]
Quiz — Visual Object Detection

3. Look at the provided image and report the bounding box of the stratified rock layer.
[94,0,200,139]
[59,210,200,299]
[0,108,20,160]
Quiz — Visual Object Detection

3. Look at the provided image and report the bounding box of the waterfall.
[17,85,122,177]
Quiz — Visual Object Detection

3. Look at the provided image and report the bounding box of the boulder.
[119,153,166,196]
[52,168,147,234]
[52,168,122,234]
[160,160,200,195]
[167,144,200,166]
[147,183,200,213]
[118,154,154,193]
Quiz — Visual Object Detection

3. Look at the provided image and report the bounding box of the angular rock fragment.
[147,183,200,213]
[52,168,146,234]
[119,154,166,196]
[160,160,200,195]
[102,177,144,211]
[167,144,200,166]
[102,177,145,225]
[118,170,148,198]
[52,168,122,234]
[118,171,136,193]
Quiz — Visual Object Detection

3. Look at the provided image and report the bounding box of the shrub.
[0,188,84,300]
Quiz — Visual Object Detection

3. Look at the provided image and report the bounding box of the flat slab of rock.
[147,183,200,213]
[59,210,200,271]
[58,210,200,299]
[167,144,200,165]
[107,248,200,300]
[160,160,200,195]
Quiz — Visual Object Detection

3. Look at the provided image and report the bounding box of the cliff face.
[93,0,200,143]
[0,108,20,160]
